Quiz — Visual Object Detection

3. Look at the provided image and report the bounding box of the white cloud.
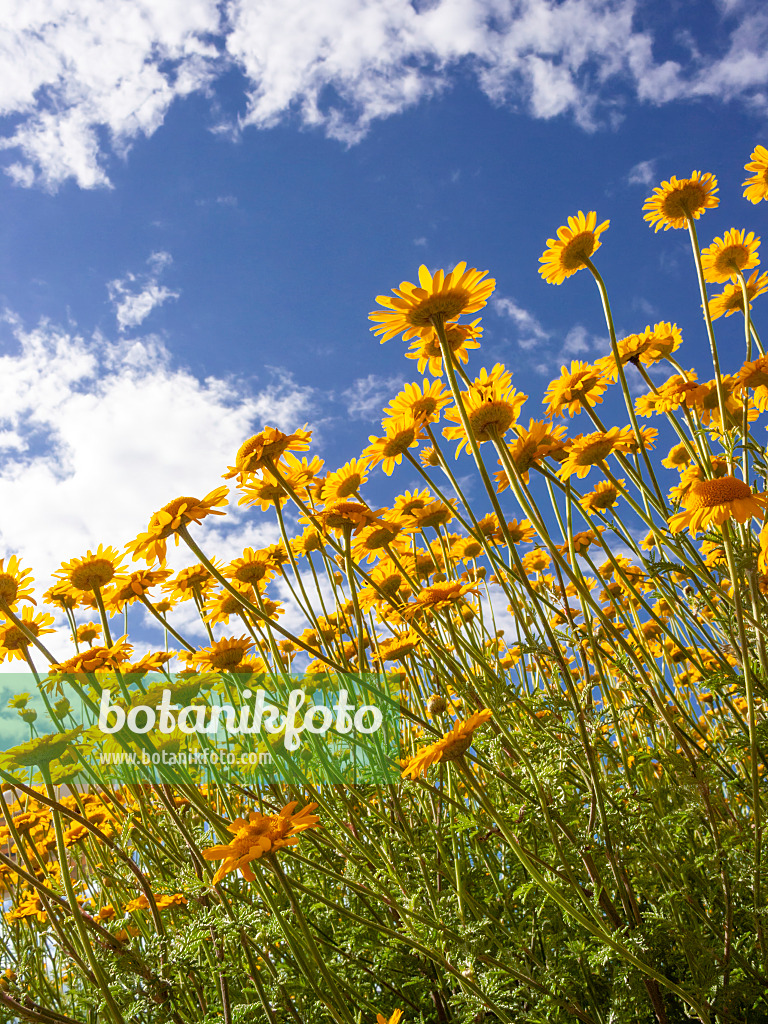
[627,158,656,186]
[342,373,404,420]
[107,250,179,330]
[1,1,767,190]
[494,296,550,350]
[0,310,317,625]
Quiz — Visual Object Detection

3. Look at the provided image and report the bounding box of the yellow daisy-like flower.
[126,487,229,564]
[51,636,133,676]
[162,563,217,604]
[701,229,760,284]
[384,379,451,424]
[0,557,35,610]
[642,171,719,231]
[190,636,254,672]
[544,361,608,418]
[661,442,692,470]
[307,501,389,537]
[442,371,527,456]
[57,545,125,593]
[401,709,492,779]
[538,211,609,285]
[580,479,624,515]
[369,263,495,342]
[373,630,422,664]
[103,569,173,613]
[558,428,633,481]
[237,470,289,512]
[223,427,311,482]
[202,802,320,883]
[401,580,479,620]
[405,319,482,375]
[322,459,369,502]
[351,520,404,564]
[204,583,257,627]
[0,608,55,662]
[377,1012,404,1024]
[75,622,102,645]
[642,322,683,364]
[668,476,766,535]
[634,371,698,416]
[494,420,568,489]
[708,269,768,320]
[226,548,277,588]
[402,500,456,532]
[743,145,768,204]
[363,418,424,476]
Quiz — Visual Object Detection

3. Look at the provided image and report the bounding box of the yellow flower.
[57,545,125,593]
[223,427,312,481]
[558,428,634,481]
[701,229,760,284]
[322,459,369,501]
[401,580,479,620]
[743,145,768,204]
[384,379,451,424]
[369,263,495,342]
[405,319,482,375]
[191,636,254,672]
[661,442,692,470]
[642,171,719,231]
[104,569,173,612]
[51,637,133,676]
[401,710,492,779]
[708,269,768,320]
[308,501,389,536]
[0,608,55,662]
[538,211,609,285]
[126,487,229,564]
[377,1012,404,1024]
[0,557,36,610]
[363,418,424,475]
[442,367,527,455]
[162,563,218,603]
[669,476,766,535]
[580,479,624,515]
[75,622,102,645]
[203,802,320,883]
[544,361,608,418]
[634,371,698,416]
[373,630,422,663]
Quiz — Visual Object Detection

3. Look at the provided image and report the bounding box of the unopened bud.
[426,694,447,716]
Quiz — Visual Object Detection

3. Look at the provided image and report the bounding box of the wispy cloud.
[494,296,550,350]
[627,158,657,186]
[1,1,767,190]
[107,251,179,331]
[342,374,404,420]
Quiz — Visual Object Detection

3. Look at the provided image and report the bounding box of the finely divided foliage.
[1,149,768,1023]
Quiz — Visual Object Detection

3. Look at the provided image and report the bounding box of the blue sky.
[0,0,766,655]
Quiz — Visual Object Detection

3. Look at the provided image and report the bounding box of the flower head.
[363,418,424,475]
[0,608,55,662]
[442,371,527,456]
[669,476,766,535]
[0,557,35,610]
[126,487,229,564]
[701,229,760,284]
[369,264,495,342]
[203,802,320,883]
[57,545,125,593]
[743,145,768,204]
[643,171,719,231]
[402,710,492,778]
[223,427,311,481]
[708,269,768,320]
[544,361,608,418]
[405,319,482,375]
[191,636,254,672]
[539,211,609,285]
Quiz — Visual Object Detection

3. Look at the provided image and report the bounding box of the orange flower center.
[660,182,709,220]
[405,289,470,327]
[69,559,116,592]
[559,231,597,270]
[689,476,751,509]
[712,243,751,276]
[0,574,18,604]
